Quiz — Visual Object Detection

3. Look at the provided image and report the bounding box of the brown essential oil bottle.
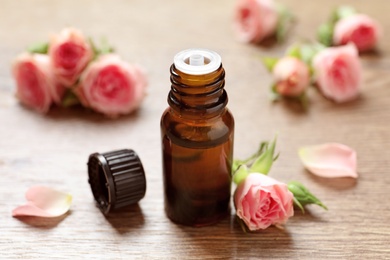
[161,49,234,226]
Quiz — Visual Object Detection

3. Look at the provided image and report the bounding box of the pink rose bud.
[273,57,310,97]
[49,27,93,86]
[234,173,294,231]
[313,44,361,103]
[234,0,278,43]
[12,53,64,113]
[76,54,147,117]
[333,14,381,52]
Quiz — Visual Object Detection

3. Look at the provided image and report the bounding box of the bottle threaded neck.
[168,64,227,118]
[168,48,228,119]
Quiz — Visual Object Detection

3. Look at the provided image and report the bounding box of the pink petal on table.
[12,186,72,217]
[298,143,357,178]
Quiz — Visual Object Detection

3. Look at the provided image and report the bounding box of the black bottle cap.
[87,149,146,216]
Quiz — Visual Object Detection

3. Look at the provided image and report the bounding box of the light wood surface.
[1,0,389,259]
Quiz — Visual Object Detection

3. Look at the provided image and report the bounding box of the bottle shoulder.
[161,107,234,127]
[161,108,234,148]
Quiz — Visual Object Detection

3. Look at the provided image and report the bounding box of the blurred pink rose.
[313,44,361,103]
[12,53,64,113]
[49,27,93,86]
[234,173,294,231]
[273,57,310,97]
[234,0,278,43]
[76,54,147,117]
[333,14,381,52]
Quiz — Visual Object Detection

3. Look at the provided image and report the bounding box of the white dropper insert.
[189,54,204,66]
[174,49,222,75]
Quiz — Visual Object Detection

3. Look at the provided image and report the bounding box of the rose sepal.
[317,5,357,46]
[275,3,294,42]
[27,42,49,54]
[249,137,278,175]
[288,180,328,212]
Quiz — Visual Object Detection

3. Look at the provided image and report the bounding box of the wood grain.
[1,0,389,259]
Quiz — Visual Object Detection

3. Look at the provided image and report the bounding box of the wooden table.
[1,0,389,258]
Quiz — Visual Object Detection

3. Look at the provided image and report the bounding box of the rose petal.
[12,186,72,217]
[299,143,357,178]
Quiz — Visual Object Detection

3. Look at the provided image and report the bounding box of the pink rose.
[234,0,278,43]
[313,44,361,103]
[12,53,64,113]
[76,54,147,117]
[333,14,381,52]
[234,173,294,231]
[49,27,93,86]
[273,57,310,97]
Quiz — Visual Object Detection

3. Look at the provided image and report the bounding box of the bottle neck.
[168,64,228,119]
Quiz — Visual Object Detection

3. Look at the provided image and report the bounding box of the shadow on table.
[174,214,294,258]
[104,203,145,235]
[305,169,357,190]
[293,207,328,223]
[44,105,143,124]
[256,36,279,49]
[324,93,366,110]
[278,98,308,115]
[360,49,383,59]
[13,211,71,229]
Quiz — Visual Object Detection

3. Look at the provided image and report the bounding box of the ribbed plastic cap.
[87,149,146,216]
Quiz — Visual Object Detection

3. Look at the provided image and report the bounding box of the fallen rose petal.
[299,143,357,178]
[12,186,72,217]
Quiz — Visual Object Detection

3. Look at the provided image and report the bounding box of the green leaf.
[293,196,305,213]
[269,84,281,102]
[89,38,100,60]
[27,42,49,54]
[262,57,279,72]
[275,3,294,43]
[89,37,115,59]
[233,165,250,185]
[335,5,357,21]
[233,142,269,173]
[249,136,277,175]
[300,44,315,64]
[269,91,281,102]
[61,90,80,107]
[286,44,301,59]
[288,181,328,210]
[317,23,334,47]
[232,160,242,174]
[99,37,115,55]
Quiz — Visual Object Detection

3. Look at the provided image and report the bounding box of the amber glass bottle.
[161,49,234,226]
